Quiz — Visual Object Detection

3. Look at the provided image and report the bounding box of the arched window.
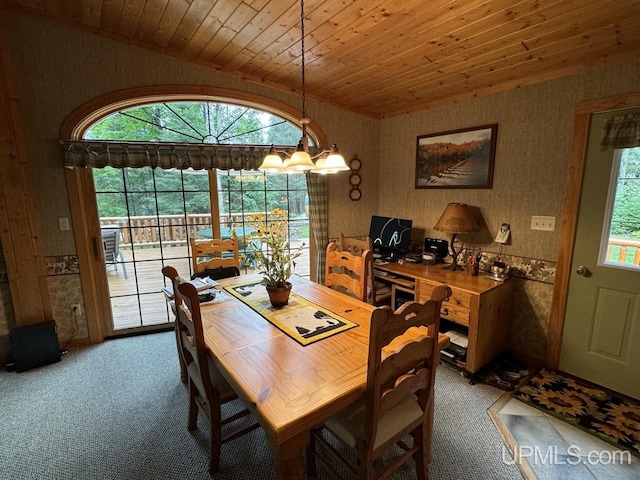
[76,98,315,332]
[84,101,313,147]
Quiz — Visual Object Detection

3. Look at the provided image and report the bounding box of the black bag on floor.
[10,321,61,372]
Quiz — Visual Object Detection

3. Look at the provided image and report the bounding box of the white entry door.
[559,109,640,399]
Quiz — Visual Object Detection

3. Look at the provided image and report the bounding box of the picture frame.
[415,123,498,189]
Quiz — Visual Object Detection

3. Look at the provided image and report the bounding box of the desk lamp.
[433,203,479,271]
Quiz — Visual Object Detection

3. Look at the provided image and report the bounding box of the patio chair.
[101,225,127,279]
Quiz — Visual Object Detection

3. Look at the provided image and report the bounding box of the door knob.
[576,265,591,277]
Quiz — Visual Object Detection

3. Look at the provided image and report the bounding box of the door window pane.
[601,147,640,270]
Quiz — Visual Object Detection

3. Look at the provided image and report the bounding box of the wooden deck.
[106,242,310,331]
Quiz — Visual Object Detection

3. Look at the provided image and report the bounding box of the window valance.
[62,141,310,171]
[600,114,640,150]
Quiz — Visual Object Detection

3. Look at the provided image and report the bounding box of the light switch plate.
[531,215,556,231]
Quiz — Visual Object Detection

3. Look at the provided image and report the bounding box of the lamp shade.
[323,145,349,171]
[310,157,336,175]
[433,203,480,233]
[258,146,285,172]
[287,141,315,171]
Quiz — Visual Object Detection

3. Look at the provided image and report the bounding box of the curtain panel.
[600,114,640,150]
[62,141,293,171]
[306,174,329,285]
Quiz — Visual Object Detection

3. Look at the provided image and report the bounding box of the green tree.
[89,101,308,221]
[611,148,640,237]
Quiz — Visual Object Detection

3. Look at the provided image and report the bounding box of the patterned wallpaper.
[0,256,86,365]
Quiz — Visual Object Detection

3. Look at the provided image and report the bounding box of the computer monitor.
[368,215,413,260]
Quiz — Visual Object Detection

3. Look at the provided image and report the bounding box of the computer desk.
[373,260,514,379]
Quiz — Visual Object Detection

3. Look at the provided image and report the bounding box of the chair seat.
[324,393,422,450]
[187,356,236,400]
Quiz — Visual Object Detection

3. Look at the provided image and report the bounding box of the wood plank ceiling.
[7,0,640,118]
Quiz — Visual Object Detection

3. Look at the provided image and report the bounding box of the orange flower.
[593,422,632,443]
[533,389,586,417]
[606,403,640,437]
[530,369,561,388]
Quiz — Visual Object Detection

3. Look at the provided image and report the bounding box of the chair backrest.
[364,285,451,456]
[190,237,240,274]
[325,242,372,302]
[162,265,193,372]
[339,233,372,257]
[101,226,120,263]
[173,271,216,403]
[339,234,375,303]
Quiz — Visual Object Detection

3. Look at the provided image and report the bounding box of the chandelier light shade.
[287,142,316,171]
[258,146,285,172]
[257,0,347,175]
[433,203,480,271]
[322,145,350,171]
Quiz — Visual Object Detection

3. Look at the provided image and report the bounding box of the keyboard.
[374,269,388,276]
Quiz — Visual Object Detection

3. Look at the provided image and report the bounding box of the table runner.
[225,280,358,346]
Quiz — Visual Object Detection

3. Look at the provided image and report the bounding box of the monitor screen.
[368,215,413,257]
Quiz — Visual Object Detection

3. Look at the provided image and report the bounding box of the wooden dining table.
[201,273,449,479]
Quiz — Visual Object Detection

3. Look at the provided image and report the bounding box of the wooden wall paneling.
[81,0,103,29]
[99,0,124,32]
[134,0,170,44]
[152,0,191,48]
[0,10,53,326]
[182,0,242,57]
[199,2,259,63]
[165,0,215,53]
[65,167,108,343]
[213,0,293,72]
[8,0,640,118]
[117,0,146,38]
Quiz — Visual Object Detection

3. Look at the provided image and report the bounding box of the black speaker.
[9,321,61,372]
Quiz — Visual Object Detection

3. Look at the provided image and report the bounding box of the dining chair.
[325,241,372,303]
[101,225,128,279]
[190,236,240,274]
[306,285,451,480]
[163,265,240,383]
[162,265,259,474]
[339,234,390,306]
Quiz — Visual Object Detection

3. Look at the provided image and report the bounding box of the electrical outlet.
[58,217,70,231]
[531,215,556,231]
[71,304,82,316]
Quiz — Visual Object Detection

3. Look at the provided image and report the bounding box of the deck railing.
[100,212,306,247]
[606,238,640,267]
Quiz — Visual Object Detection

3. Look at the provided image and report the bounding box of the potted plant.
[246,208,304,307]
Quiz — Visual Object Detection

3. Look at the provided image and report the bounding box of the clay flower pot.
[266,282,292,308]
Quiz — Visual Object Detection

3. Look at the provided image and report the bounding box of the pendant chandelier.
[258,0,349,175]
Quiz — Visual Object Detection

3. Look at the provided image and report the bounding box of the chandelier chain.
[300,0,306,120]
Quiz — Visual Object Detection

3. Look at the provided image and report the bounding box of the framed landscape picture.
[415,124,498,189]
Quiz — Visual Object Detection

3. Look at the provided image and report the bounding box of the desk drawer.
[439,303,470,326]
[418,281,471,326]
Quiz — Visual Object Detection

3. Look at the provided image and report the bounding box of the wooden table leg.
[273,431,310,480]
